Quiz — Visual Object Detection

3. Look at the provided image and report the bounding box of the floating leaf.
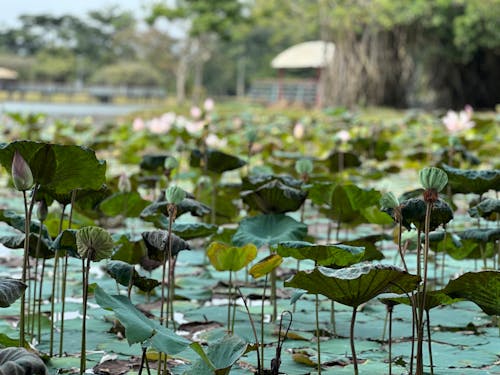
[94,285,190,353]
[285,264,420,307]
[274,241,364,267]
[442,164,500,195]
[76,226,114,261]
[0,347,48,375]
[207,242,257,272]
[232,214,307,248]
[0,278,27,308]
[444,271,500,316]
[249,254,283,279]
[190,148,246,174]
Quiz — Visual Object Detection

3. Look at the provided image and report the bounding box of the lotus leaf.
[94,285,190,353]
[392,198,453,231]
[274,241,364,267]
[207,242,257,272]
[468,198,500,221]
[52,229,78,257]
[99,192,149,218]
[0,141,106,194]
[0,278,27,308]
[76,226,114,261]
[111,234,147,264]
[444,271,500,316]
[141,230,190,261]
[442,164,500,194]
[324,151,361,172]
[381,290,462,311]
[232,214,307,248]
[0,347,48,375]
[285,264,420,307]
[249,254,283,278]
[190,148,246,173]
[105,260,160,293]
[172,222,218,239]
[140,198,210,225]
[458,228,500,243]
[139,154,169,171]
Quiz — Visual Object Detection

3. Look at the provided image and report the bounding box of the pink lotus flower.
[442,106,475,134]
[132,118,145,132]
[335,130,351,142]
[205,133,227,148]
[190,106,202,120]
[293,122,305,139]
[148,117,171,134]
[185,120,205,135]
[160,112,176,126]
[203,98,215,112]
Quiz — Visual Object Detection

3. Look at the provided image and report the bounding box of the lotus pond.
[0,104,499,375]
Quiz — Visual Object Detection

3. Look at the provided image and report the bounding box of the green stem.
[270,268,277,322]
[20,190,29,347]
[30,223,43,340]
[315,294,322,374]
[388,305,393,375]
[330,301,336,336]
[261,274,268,371]
[228,271,233,333]
[37,259,46,343]
[350,307,358,375]
[426,309,434,375]
[80,254,92,375]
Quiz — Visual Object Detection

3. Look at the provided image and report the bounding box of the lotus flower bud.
[164,156,179,171]
[165,185,186,205]
[295,159,313,176]
[36,200,48,222]
[380,192,399,209]
[76,226,114,261]
[118,173,131,193]
[11,150,34,191]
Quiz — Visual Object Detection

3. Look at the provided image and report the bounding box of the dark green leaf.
[0,278,27,308]
[442,164,500,195]
[99,192,149,218]
[105,260,160,293]
[190,148,246,174]
[172,222,218,239]
[0,347,48,375]
[468,198,500,221]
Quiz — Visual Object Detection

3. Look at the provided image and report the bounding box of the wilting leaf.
[274,241,364,267]
[94,285,190,353]
[393,198,453,231]
[0,347,48,375]
[442,164,500,195]
[285,264,420,307]
[0,278,27,308]
[206,242,257,272]
[444,271,500,316]
[249,254,283,279]
[232,214,307,248]
[105,260,160,293]
[468,198,500,221]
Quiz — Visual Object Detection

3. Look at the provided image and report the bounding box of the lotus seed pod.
[76,226,114,261]
[11,150,34,191]
[295,159,313,176]
[36,200,48,222]
[166,185,186,205]
[164,156,179,171]
[380,192,399,209]
[118,173,131,193]
[419,167,448,192]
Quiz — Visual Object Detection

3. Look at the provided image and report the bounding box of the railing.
[247,79,317,105]
[1,82,166,102]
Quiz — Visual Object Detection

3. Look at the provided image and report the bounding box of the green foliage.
[0,347,48,375]
[90,62,164,86]
[0,278,26,308]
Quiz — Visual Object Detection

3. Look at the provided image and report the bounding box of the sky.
[0,0,153,27]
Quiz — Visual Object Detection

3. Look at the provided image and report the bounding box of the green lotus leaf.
[285,264,420,307]
[111,233,147,264]
[99,192,149,218]
[0,229,54,259]
[442,164,500,195]
[249,254,283,278]
[458,228,500,243]
[52,229,79,257]
[141,230,190,261]
[0,141,106,194]
[444,271,500,316]
[232,214,307,248]
[0,347,48,375]
[468,198,500,221]
[381,290,462,311]
[324,151,361,172]
[171,222,218,239]
[186,335,247,375]
[341,234,388,261]
[0,278,27,308]
[0,209,51,240]
[274,241,364,267]
[241,178,307,214]
[207,242,257,272]
[190,148,246,174]
[105,260,160,293]
[140,198,210,225]
[94,285,190,353]
[76,226,114,261]
[139,154,169,171]
[242,174,303,190]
